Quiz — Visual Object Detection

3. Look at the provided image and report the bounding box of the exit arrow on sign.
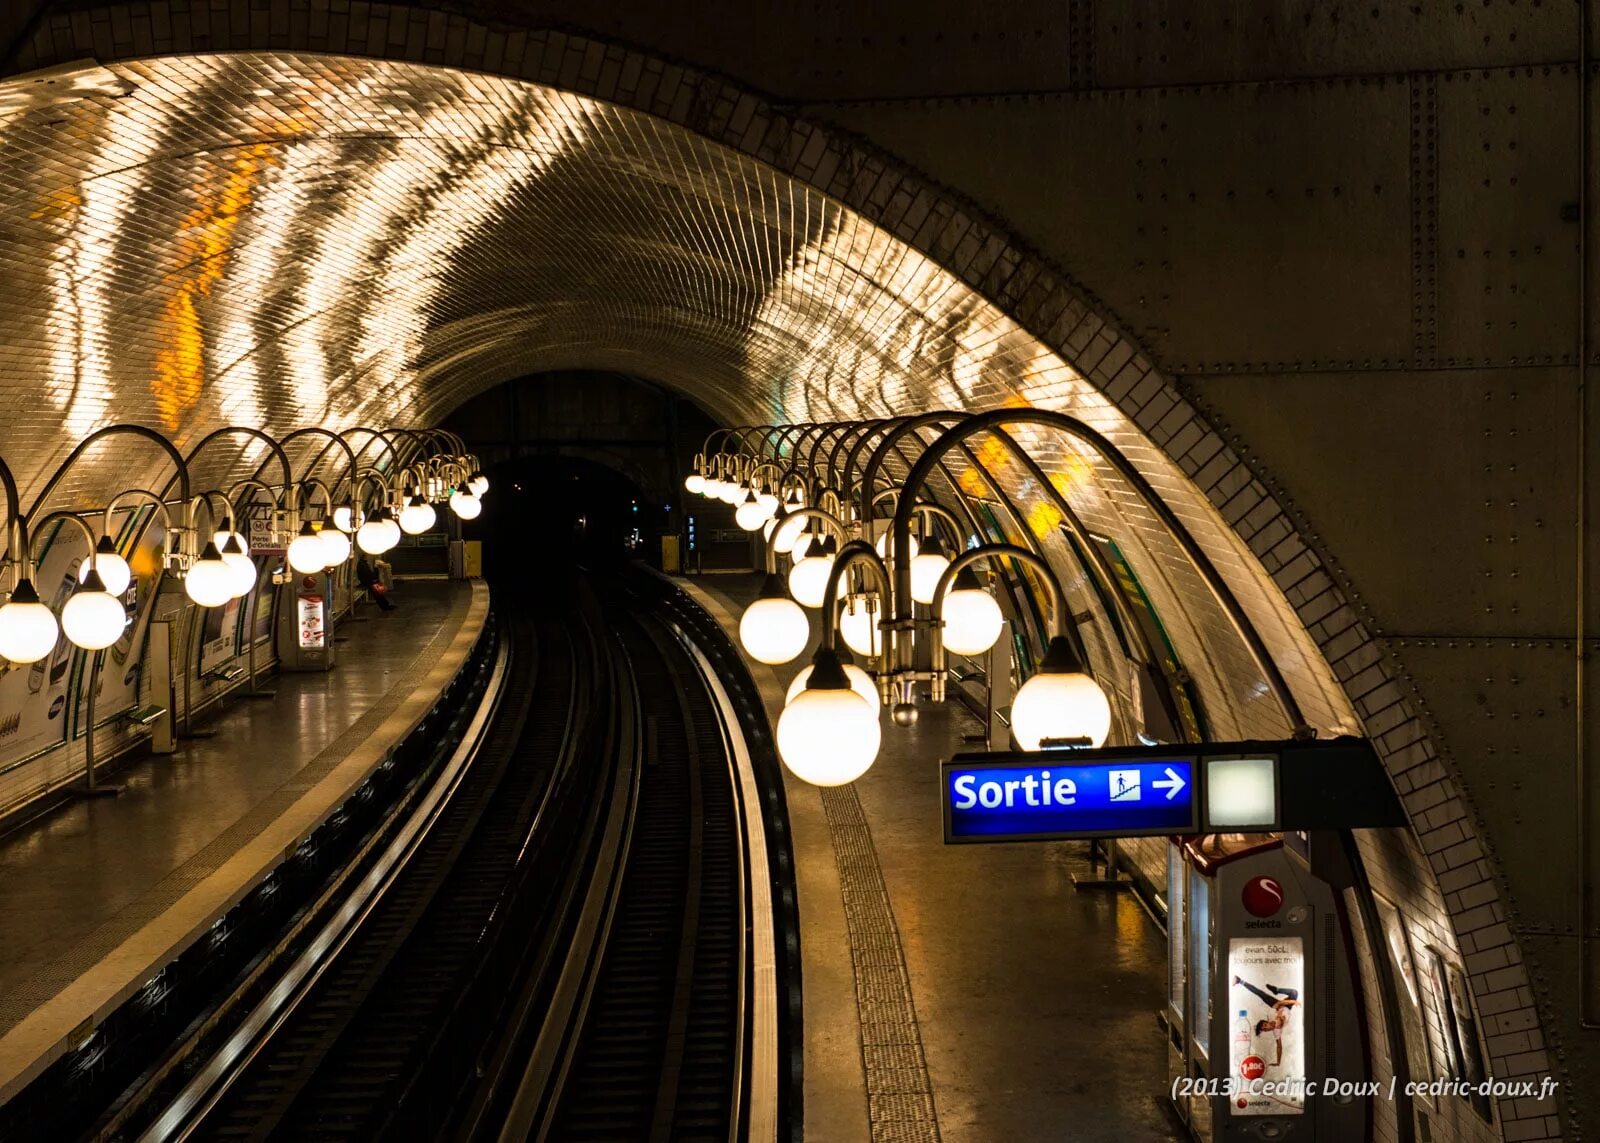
[1153,766,1186,800]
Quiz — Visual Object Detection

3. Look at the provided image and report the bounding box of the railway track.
[105,570,795,1143]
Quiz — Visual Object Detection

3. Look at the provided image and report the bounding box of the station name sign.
[943,756,1198,842]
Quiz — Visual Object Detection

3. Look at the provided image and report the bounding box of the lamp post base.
[69,780,122,799]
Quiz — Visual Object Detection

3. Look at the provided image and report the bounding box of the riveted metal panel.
[1093,0,1575,88]
[825,80,1412,372]
[1394,640,1585,933]
[1189,367,1579,639]
[1435,66,1580,368]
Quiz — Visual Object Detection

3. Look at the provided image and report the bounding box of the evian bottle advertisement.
[1227,936,1306,1116]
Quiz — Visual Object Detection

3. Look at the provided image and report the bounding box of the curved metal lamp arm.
[183,425,292,492]
[857,411,965,527]
[279,427,359,488]
[0,456,26,583]
[192,490,240,538]
[759,506,849,573]
[21,424,197,569]
[866,493,964,544]
[931,544,1068,640]
[343,427,403,472]
[817,539,893,657]
[926,543,1073,707]
[228,477,279,506]
[29,424,195,534]
[888,408,1309,735]
[30,510,103,576]
[297,478,335,515]
[102,489,178,542]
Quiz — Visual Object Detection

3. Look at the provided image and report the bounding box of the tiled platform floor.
[683,574,1182,1142]
[0,580,483,1097]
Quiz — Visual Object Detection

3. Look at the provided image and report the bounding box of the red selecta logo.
[1242,875,1285,918]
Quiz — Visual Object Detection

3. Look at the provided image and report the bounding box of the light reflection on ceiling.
[0,51,1358,740]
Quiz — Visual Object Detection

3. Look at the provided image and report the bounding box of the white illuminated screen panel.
[1205,755,1278,829]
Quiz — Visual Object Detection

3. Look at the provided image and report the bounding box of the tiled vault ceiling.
[0,51,1357,739]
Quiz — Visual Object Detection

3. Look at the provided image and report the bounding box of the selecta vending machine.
[1165,834,1368,1141]
[275,571,335,672]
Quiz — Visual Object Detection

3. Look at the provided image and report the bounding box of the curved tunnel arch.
[0,18,1547,1133]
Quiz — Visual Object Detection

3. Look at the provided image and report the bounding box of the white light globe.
[735,498,769,532]
[0,584,59,663]
[449,488,482,519]
[787,552,835,609]
[739,595,810,664]
[288,530,329,574]
[399,500,436,535]
[357,519,387,554]
[80,552,132,597]
[318,527,352,566]
[332,506,356,533]
[762,517,779,543]
[787,662,878,709]
[942,587,1005,656]
[772,514,809,555]
[377,518,403,551]
[1012,670,1113,750]
[756,491,780,517]
[776,686,881,786]
[470,473,490,496]
[213,529,250,557]
[186,551,237,607]
[875,531,920,561]
[837,595,885,658]
[909,551,952,606]
[221,548,256,598]
[62,587,125,650]
[684,473,706,495]
[720,482,746,505]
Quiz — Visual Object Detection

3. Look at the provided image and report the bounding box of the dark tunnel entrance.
[471,454,663,579]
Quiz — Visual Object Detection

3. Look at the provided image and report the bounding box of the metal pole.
[76,650,118,797]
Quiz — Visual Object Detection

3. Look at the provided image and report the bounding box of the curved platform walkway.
[0,579,487,1100]
[680,575,1181,1143]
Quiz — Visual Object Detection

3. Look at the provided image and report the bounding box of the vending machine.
[1166,835,1368,1142]
[275,571,335,672]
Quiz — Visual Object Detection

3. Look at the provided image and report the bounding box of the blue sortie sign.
[943,756,1198,842]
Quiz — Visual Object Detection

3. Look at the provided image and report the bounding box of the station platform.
[681,574,1182,1142]
[0,579,488,1101]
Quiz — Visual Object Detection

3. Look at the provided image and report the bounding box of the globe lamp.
[941,568,1005,656]
[1011,635,1113,750]
[0,579,59,663]
[61,569,126,650]
[787,534,837,609]
[909,535,952,606]
[738,574,810,664]
[79,536,131,597]
[185,542,236,607]
[220,534,256,598]
[775,648,881,786]
[287,522,329,574]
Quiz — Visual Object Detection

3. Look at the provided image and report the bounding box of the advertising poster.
[1375,894,1434,1100]
[250,559,275,645]
[0,521,88,767]
[1227,937,1307,1116]
[198,595,241,674]
[297,594,326,649]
